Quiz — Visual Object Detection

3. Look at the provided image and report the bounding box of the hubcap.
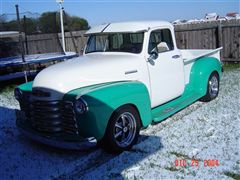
[114,112,137,148]
[209,75,219,98]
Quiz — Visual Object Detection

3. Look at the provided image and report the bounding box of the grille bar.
[20,99,78,135]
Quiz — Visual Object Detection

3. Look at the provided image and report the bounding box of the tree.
[22,17,39,34]
[65,15,89,31]
[1,19,18,31]
[0,14,7,23]
[39,12,59,33]
[0,11,89,34]
[39,11,89,33]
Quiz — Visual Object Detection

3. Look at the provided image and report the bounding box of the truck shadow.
[0,105,163,179]
[60,135,163,179]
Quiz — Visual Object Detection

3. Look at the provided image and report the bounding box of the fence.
[1,19,239,62]
[174,19,240,62]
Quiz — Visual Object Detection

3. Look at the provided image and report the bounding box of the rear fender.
[189,57,222,95]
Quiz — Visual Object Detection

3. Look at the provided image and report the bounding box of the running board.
[152,92,202,123]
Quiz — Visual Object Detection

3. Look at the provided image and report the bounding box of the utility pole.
[56,0,66,53]
[16,4,28,82]
[23,15,29,55]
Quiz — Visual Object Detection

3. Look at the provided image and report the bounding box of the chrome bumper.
[18,126,97,150]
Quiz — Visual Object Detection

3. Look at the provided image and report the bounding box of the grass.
[170,151,202,163]
[222,63,240,71]
[170,151,192,160]
[0,84,17,94]
[0,77,33,93]
[165,166,179,172]
[224,171,240,180]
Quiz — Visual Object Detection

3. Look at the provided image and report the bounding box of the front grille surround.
[19,98,79,135]
[32,88,51,97]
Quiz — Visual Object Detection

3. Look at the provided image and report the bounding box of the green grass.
[170,151,201,162]
[170,151,192,160]
[223,63,240,71]
[0,84,17,94]
[0,78,32,93]
[165,166,179,172]
[224,171,240,180]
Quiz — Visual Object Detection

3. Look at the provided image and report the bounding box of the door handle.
[172,55,180,59]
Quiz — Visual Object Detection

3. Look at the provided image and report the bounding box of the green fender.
[18,81,33,92]
[188,57,222,96]
[64,81,152,140]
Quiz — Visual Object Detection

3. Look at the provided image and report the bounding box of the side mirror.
[157,42,169,53]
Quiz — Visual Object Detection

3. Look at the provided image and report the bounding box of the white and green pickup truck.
[15,21,223,153]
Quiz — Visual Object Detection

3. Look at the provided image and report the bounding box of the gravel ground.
[0,67,239,180]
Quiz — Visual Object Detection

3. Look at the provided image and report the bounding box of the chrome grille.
[20,100,78,135]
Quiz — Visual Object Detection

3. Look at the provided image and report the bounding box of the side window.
[148,29,174,54]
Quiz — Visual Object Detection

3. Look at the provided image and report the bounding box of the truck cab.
[84,21,185,107]
[15,21,222,153]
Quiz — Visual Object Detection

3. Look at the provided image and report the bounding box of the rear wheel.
[100,105,141,153]
[200,72,219,102]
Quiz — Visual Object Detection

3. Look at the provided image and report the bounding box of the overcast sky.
[1,0,239,26]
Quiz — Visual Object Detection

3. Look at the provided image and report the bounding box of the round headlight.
[14,88,22,101]
[74,97,88,114]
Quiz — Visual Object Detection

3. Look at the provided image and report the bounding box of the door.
[147,28,185,108]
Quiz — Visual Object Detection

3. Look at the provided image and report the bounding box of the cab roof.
[85,21,173,35]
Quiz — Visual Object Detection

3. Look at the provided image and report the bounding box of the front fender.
[64,81,152,140]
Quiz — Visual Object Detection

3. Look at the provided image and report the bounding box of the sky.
[0,0,239,26]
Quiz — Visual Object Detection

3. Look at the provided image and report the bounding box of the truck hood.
[33,53,146,100]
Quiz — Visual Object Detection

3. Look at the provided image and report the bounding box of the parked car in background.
[226,12,240,20]
[205,12,219,21]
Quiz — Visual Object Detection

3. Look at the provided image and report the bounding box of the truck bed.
[181,48,222,63]
[181,48,222,85]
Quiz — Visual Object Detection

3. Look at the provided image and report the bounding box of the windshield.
[85,32,144,54]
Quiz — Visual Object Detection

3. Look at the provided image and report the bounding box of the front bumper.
[16,109,97,150]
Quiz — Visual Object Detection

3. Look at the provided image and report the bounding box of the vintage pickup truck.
[15,21,222,153]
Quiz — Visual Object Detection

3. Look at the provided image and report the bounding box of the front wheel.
[100,105,141,153]
[200,72,219,102]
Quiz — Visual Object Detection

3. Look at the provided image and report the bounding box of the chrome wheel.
[209,75,219,98]
[114,112,137,148]
[100,105,140,153]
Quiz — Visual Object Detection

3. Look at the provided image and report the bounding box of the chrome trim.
[172,54,180,59]
[114,112,137,148]
[125,70,138,75]
[74,97,89,114]
[209,75,219,98]
[19,99,79,135]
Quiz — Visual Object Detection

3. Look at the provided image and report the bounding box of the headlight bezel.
[74,97,88,114]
